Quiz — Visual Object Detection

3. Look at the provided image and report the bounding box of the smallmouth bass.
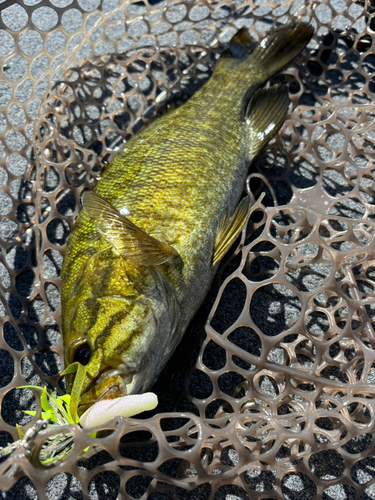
[61,22,313,415]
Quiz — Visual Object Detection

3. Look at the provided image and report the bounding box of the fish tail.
[222,22,313,79]
[250,22,314,79]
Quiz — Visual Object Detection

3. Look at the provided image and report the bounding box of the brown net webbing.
[1,0,375,498]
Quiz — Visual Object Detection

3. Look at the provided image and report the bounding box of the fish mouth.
[77,369,134,416]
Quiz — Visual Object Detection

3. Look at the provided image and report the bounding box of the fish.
[61,22,313,415]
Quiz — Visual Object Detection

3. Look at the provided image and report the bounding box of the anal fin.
[246,85,289,159]
[82,191,179,266]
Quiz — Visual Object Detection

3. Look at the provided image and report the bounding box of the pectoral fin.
[213,194,265,267]
[82,191,179,266]
[246,85,289,159]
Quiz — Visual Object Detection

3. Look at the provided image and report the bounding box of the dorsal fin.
[213,194,265,267]
[246,85,289,159]
[82,191,180,266]
[213,195,250,267]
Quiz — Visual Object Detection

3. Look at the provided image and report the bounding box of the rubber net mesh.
[0,0,375,498]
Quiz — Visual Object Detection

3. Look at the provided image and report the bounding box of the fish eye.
[73,342,91,365]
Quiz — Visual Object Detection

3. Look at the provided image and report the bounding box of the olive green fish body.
[61,23,313,409]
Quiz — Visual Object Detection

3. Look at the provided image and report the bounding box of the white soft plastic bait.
[79,392,158,428]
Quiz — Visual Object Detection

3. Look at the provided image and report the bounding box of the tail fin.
[251,22,314,79]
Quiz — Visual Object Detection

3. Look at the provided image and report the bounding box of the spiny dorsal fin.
[82,191,179,266]
[213,195,249,267]
[215,205,230,248]
[213,194,265,267]
[246,85,289,159]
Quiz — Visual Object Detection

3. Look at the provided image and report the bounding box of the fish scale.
[61,22,313,414]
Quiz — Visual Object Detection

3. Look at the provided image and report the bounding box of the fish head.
[64,296,150,415]
[63,265,180,416]
[64,334,128,414]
